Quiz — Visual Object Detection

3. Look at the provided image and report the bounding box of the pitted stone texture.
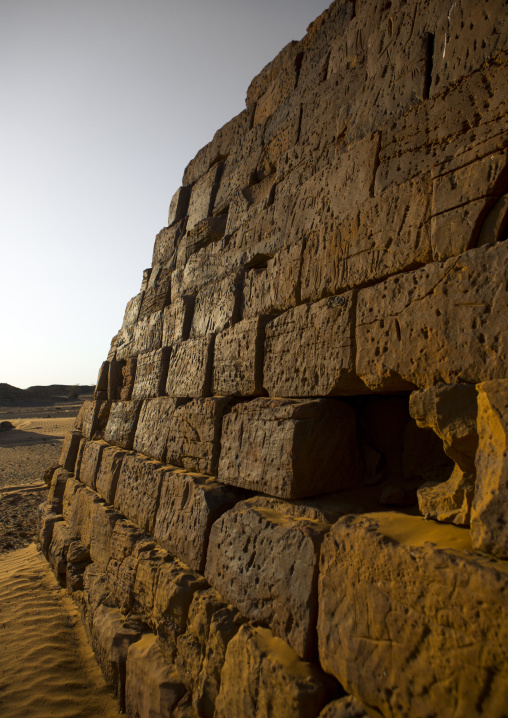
[132,548,169,622]
[74,400,103,439]
[48,521,72,583]
[103,400,142,450]
[409,383,479,473]
[62,476,82,523]
[153,470,244,572]
[162,297,194,346]
[133,397,188,462]
[264,293,366,397]
[114,454,166,533]
[112,293,143,360]
[119,357,137,401]
[241,244,303,319]
[89,502,122,571]
[131,347,171,400]
[168,187,191,227]
[205,496,347,659]
[165,397,231,475]
[47,468,72,514]
[138,263,172,320]
[317,696,369,718]
[189,273,242,339]
[128,310,164,357]
[69,484,104,548]
[77,440,107,490]
[186,163,222,230]
[218,398,362,499]
[213,316,274,397]
[417,465,475,526]
[166,336,215,398]
[59,431,82,472]
[215,624,330,718]
[356,243,508,391]
[95,445,131,505]
[153,219,186,266]
[176,215,228,268]
[153,558,208,664]
[175,588,247,718]
[471,379,508,559]
[126,633,186,718]
[318,512,508,718]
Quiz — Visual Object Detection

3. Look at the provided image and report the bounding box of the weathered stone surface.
[218,398,361,499]
[176,215,227,268]
[471,379,508,558]
[62,476,82,523]
[114,454,167,533]
[206,496,344,659]
[131,347,171,400]
[89,501,122,570]
[153,220,186,266]
[133,397,188,462]
[126,633,186,718]
[132,547,169,622]
[241,243,302,318]
[175,588,247,717]
[317,696,369,718]
[409,383,479,473]
[166,336,215,398]
[48,520,72,583]
[74,400,103,439]
[165,397,231,475]
[103,400,142,450]
[186,163,223,230]
[47,468,72,513]
[215,624,330,718]
[77,440,107,490]
[213,316,274,397]
[189,273,242,339]
[168,187,191,227]
[264,293,366,397]
[417,465,475,526]
[153,558,208,663]
[318,512,508,718]
[138,264,172,320]
[153,470,243,572]
[59,431,82,472]
[69,484,104,547]
[119,357,137,401]
[91,604,145,709]
[95,445,131,505]
[356,243,508,391]
[37,503,63,557]
[162,296,194,346]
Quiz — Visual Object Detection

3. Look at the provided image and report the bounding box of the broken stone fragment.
[103,400,142,450]
[318,512,508,718]
[264,293,366,397]
[126,633,186,718]
[214,623,331,718]
[417,465,475,526]
[153,470,244,572]
[165,397,231,475]
[471,378,508,559]
[218,397,362,499]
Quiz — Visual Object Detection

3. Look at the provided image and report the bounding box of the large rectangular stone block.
[138,263,172,320]
[168,186,191,226]
[165,397,231,475]
[205,496,351,660]
[166,336,215,398]
[213,316,274,397]
[131,348,171,400]
[241,243,303,318]
[318,512,508,718]
[189,273,242,339]
[153,219,186,266]
[59,431,82,472]
[264,293,366,397]
[69,484,104,547]
[103,400,142,450]
[162,297,194,346]
[95,445,131,505]
[77,440,108,490]
[133,397,188,462]
[356,243,508,391]
[89,501,122,570]
[218,398,362,499]
[153,470,244,572]
[114,454,167,533]
[74,400,103,439]
[186,163,222,230]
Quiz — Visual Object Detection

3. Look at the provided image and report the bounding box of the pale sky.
[0,0,332,389]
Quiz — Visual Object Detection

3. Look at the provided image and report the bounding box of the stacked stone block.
[41,1,508,716]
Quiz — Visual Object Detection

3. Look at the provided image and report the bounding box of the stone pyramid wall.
[39,1,508,716]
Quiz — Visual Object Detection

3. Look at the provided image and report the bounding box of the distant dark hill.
[0,383,95,407]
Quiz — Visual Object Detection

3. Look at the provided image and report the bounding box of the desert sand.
[0,405,120,717]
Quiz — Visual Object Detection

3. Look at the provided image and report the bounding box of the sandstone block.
[132,548,169,621]
[95,445,131,505]
[318,696,369,718]
[356,243,508,391]
[133,397,188,462]
[186,163,222,230]
[175,588,247,717]
[37,503,63,557]
[107,359,124,401]
[69,484,104,547]
[165,397,231,475]
[153,558,208,663]
[153,470,244,572]
[218,398,362,499]
[119,357,137,401]
[131,347,171,400]
[153,220,186,266]
[138,263,172,320]
[103,400,142,450]
[126,633,186,718]
[77,440,107,490]
[241,243,302,318]
[189,273,242,339]
[471,378,508,558]
[162,296,194,346]
[62,476,82,523]
[127,310,164,357]
[91,604,145,709]
[59,431,82,472]
[166,336,215,398]
[47,468,72,513]
[107,554,140,613]
[176,215,227,268]
[48,520,72,584]
[114,454,166,533]
[318,512,508,718]
[215,624,330,718]
[417,465,475,526]
[89,501,122,570]
[213,316,274,397]
[205,496,343,659]
[264,293,365,397]
[74,400,102,439]
[168,186,191,227]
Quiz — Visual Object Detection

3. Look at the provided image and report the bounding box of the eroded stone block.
[166,337,215,398]
[114,454,166,533]
[189,273,242,339]
[95,445,131,505]
[133,397,188,462]
[77,440,108,490]
[131,348,171,400]
[103,400,142,450]
[59,431,82,472]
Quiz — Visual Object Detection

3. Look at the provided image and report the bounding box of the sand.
[0,405,121,716]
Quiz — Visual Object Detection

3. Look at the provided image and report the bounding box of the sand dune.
[0,544,120,718]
